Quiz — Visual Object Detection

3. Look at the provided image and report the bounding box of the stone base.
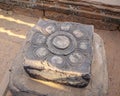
[9,33,108,96]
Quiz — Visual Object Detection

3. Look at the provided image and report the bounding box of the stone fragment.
[7,11,13,15]
[0,8,2,12]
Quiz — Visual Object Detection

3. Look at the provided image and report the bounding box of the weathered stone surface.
[9,19,108,96]
[9,29,108,96]
[21,19,94,88]
[52,35,70,49]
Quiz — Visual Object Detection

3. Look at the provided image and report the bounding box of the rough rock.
[9,19,108,96]
[23,19,94,88]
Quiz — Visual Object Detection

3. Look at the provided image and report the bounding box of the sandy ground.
[95,29,120,96]
[0,10,38,96]
[0,9,120,96]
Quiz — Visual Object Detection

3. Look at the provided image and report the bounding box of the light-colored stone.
[51,56,63,64]
[73,30,83,38]
[35,47,48,57]
[7,11,13,16]
[69,52,83,64]
[80,42,88,50]
[45,25,55,34]
[0,9,2,12]
[53,36,70,49]
[61,23,71,31]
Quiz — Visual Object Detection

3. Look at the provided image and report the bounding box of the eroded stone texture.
[8,18,108,96]
[52,36,70,49]
[23,19,93,88]
[9,32,108,96]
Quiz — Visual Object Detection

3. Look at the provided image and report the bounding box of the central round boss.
[53,35,70,49]
[46,31,77,55]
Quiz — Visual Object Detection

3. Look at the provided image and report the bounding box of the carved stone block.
[9,19,108,96]
[24,19,93,88]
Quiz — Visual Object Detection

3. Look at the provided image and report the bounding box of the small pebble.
[0,9,2,12]
[7,11,13,15]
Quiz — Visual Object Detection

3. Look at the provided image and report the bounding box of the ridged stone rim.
[46,31,77,55]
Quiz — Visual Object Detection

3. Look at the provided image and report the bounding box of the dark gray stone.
[23,19,93,88]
